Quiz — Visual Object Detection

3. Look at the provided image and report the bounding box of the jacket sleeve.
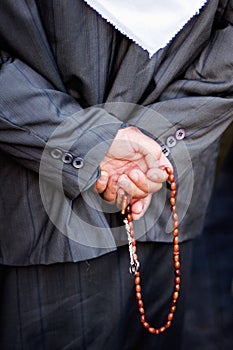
[0,51,122,199]
[127,7,233,166]
[154,15,233,151]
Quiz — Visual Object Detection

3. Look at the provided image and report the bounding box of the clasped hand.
[95,126,172,220]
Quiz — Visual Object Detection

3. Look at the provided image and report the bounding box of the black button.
[72,157,84,169]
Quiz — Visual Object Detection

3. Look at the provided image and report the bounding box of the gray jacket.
[0,0,232,265]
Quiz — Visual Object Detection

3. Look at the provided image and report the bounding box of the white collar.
[84,0,207,57]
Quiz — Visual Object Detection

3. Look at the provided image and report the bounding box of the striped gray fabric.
[0,241,193,350]
[0,0,232,265]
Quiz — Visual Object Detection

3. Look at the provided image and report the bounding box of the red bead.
[172,205,176,213]
[173,229,179,237]
[143,322,149,329]
[126,205,131,213]
[139,307,145,315]
[135,276,140,285]
[170,306,176,313]
[165,167,173,175]
[127,214,133,222]
[173,220,178,229]
[168,313,174,321]
[174,244,179,253]
[165,321,171,328]
[132,239,136,246]
[121,197,128,214]
[175,277,180,284]
[140,315,146,323]
[136,285,141,292]
[159,326,166,333]
[173,213,178,221]
[174,254,180,262]
[136,292,141,300]
[148,327,156,334]
[171,182,176,190]
[173,292,179,300]
[169,174,175,182]
[171,190,177,198]
[174,236,179,244]
[170,198,176,206]
[138,300,143,308]
[175,269,181,276]
[175,284,180,291]
[174,261,180,269]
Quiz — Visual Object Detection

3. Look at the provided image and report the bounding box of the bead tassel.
[122,166,180,334]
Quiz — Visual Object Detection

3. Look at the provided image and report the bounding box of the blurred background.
[182,124,233,350]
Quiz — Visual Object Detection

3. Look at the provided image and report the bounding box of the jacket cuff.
[40,107,122,199]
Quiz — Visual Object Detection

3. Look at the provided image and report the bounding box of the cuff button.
[62,152,73,164]
[50,148,62,159]
[166,136,177,148]
[72,157,84,169]
[175,129,186,140]
[161,145,170,157]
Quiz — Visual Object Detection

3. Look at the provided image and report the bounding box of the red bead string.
[121,166,180,334]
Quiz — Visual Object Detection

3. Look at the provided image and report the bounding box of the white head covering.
[84,0,207,57]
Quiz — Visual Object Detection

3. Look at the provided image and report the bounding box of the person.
[0,0,232,349]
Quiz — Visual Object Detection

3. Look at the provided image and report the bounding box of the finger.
[128,168,163,193]
[131,194,152,220]
[130,198,143,214]
[145,153,160,170]
[130,128,163,161]
[118,174,148,199]
[95,170,109,193]
[146,168,168,183]
[102,174,119,202]
[134,157,148,173]
[143,153,170,182]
